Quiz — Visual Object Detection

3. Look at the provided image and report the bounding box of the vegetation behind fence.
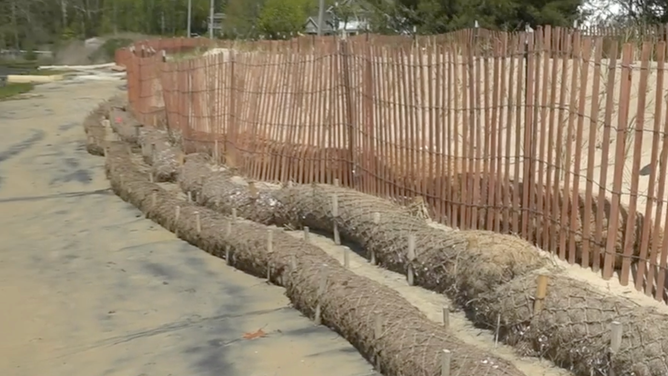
[116,25,668,303]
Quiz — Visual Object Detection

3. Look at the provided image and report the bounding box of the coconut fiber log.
[474,270,668,376]
[137,127,183,182]
[82,101,111,156]
[102,141,527,376]
[176,153,213,197]
[274,183,548,306]
[110,107,142,144]
[179,159,289,227]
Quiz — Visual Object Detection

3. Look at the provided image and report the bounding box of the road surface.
[0,77,377,376]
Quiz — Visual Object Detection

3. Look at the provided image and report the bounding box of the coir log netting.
[173,158,668,376]
[100,141,527,376]
[83,95,128,155]
[110,107,142,144]
[109,105,182,183]
[83,104,108,156]
[476,269,668,376]
[177,162,548,307]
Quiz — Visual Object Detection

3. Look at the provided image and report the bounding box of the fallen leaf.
[242,328,266,340]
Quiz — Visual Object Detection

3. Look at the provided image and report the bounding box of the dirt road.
[0,80,378,376]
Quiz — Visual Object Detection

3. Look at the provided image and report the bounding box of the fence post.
[226,49,238,168]
[340,35,355,188]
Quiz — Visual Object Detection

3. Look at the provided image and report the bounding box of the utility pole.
[317,0,325,36]
[187,0,192,37]
[209,0,215,39]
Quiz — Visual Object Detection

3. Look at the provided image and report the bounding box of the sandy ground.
[0,80,378,376]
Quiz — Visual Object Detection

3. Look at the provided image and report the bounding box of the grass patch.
[0,83,34,101]
[0,60,40,70]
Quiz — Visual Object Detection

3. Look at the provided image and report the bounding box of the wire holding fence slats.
[117,25,668,304]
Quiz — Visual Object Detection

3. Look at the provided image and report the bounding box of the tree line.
[1,0,667,49]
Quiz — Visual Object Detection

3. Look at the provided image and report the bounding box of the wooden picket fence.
[116,25,668,303]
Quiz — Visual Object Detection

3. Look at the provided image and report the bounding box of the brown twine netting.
[82,107,107,156]
[137,128,182,182]
[177,153,214,196]
[110,107,142,144]
[82,96,125,156]
[106,100,182,183]
[93,98,668,376]
[99,141,526,376]
[476,271,668,376]
[199,173,289,227]
[173,158,668,376]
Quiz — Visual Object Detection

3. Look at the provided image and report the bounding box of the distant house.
[207,12,226,36]
[305,16,370,36]
[304,0,371,36]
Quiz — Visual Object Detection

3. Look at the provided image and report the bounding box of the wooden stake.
[334,178,340,187]
[407,234,416,286]
[442,306,449,329]
[343,249,350,268]
[151,143,156,160]
[134,125,141,140]
[214,139,219,162]
[267,230,273,253]
[151,191,157,207]
[370,212,380,265]
[291,254,297,271]
[332,194,340,244]
[174,206,180,237]
[333,223,340,245]
[441,350,452,376]
[225,221,232,265]
[374,313,383,370]
[332,194,339,217]
[248,181,258,199]
[374,314,382,339]
[149,172,154,183]
[314,271,327,325]
[231,208,237,221]
[195,211,201,233]
[610,321,623,376]
[187,191,192,202]
[303,226,310,242]
[494,313,501,347]
[533,274,549,314]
